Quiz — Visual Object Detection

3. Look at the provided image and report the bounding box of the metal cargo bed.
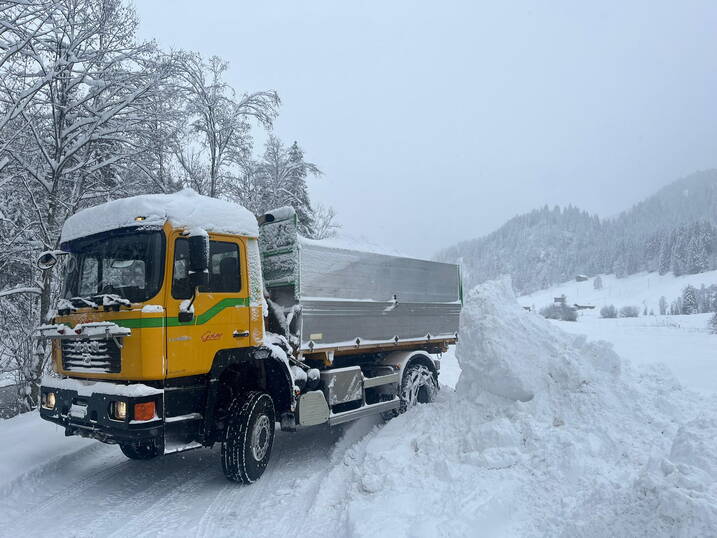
[259,207,462,354]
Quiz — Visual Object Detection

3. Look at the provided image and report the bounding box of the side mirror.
[37,251,60,270]
[188,234,209,288]
[189,270,209,288]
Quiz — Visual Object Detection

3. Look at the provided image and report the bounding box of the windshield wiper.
[57,294,131,313]
[96,294,131,308]
[68,296,99,309]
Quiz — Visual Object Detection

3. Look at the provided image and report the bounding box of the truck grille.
[61,339,121,373]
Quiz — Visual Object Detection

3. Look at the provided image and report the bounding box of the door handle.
[233,330,250,338]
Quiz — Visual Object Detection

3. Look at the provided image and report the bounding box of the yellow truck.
[37,190,461,483]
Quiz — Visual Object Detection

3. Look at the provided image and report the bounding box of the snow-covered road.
[1,411,383,537]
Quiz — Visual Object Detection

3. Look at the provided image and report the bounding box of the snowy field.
[1,278,716,537]
[520,271,717,396]
[521,269,717,316]
[546,313,715,396]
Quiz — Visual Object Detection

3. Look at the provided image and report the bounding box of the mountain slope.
[438,170,717,294]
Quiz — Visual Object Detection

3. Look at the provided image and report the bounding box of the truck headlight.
[42,391,56,409]
[111,400,127,420]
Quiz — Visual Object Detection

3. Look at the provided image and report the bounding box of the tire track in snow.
[1,443,124,522]
[106,451,226,537]
[194,420,379,538]
[78,452,219,537]
[0,418,381,537]
[193,426,343,537]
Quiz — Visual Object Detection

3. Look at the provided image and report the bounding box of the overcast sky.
[135,0,717,257]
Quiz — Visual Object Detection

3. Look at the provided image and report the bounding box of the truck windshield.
[63,230,165,304]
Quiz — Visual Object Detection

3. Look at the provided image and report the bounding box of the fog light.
[42,391,56,409]
[111,400,127,420]
[133,401,156,422]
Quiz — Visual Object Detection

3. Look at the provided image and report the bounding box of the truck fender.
[380,350,439,384]
[204,347,295,442]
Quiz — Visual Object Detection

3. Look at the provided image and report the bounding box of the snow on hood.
[304,277,717,537]
[61,189,259,244]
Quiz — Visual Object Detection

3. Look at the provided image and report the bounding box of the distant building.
[576,274,589,282]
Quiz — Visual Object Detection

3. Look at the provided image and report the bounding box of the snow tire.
[221,391,275,484]
[384,361,438,419]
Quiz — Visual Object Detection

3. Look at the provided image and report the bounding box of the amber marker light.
[134,401,156,421]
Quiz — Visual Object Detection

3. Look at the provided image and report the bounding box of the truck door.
[166,235,251,379]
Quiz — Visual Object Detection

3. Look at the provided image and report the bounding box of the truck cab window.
[171,239,192,299]
[172,239,241,299]
[201,241,241,293]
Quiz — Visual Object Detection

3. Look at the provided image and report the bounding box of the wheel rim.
[250,414,271,461]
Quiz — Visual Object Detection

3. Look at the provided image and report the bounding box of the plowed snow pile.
[308,278,717,537]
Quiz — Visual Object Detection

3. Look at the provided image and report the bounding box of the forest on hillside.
[438,171,717,294]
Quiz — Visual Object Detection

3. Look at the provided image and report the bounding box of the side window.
[172,239,192,300]
[200,241,241,293]
[172,238,241,299]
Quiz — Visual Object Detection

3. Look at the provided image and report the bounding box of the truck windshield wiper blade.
[95,294,132,308]
[70,296,99,308]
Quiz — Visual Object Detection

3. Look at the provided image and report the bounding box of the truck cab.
[38,189,460,483]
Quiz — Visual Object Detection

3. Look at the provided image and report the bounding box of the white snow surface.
[521,269,717,315]
[2,278,715,537]
[60,188,259,244]
[520,270,717,395]
[300,233,419,260]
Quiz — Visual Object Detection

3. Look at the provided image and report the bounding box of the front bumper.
[39,378,164,444]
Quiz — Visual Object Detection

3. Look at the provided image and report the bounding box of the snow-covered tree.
[253,136,323,236]
[0,2,329,415]
[312,203,341,240]
[657,233,673,275]
[681,285,698,315]
[0,0,175,407]
[285,141,317,235]
[174,54,279,197]
[593,275,603,290]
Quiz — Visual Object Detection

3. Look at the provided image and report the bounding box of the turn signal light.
[134,401,156,422]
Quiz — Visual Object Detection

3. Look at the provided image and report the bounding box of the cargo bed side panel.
[298,243,461,350]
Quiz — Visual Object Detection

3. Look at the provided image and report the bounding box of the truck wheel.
[119,440,162,460]
[382,361,438,420]
[399,362,438,413]
[221,391,275,484]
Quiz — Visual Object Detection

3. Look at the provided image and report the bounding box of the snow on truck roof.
[60,189,259,244]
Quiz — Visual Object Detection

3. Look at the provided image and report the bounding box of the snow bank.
[61,188,258,244]
[306,277,717,537]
